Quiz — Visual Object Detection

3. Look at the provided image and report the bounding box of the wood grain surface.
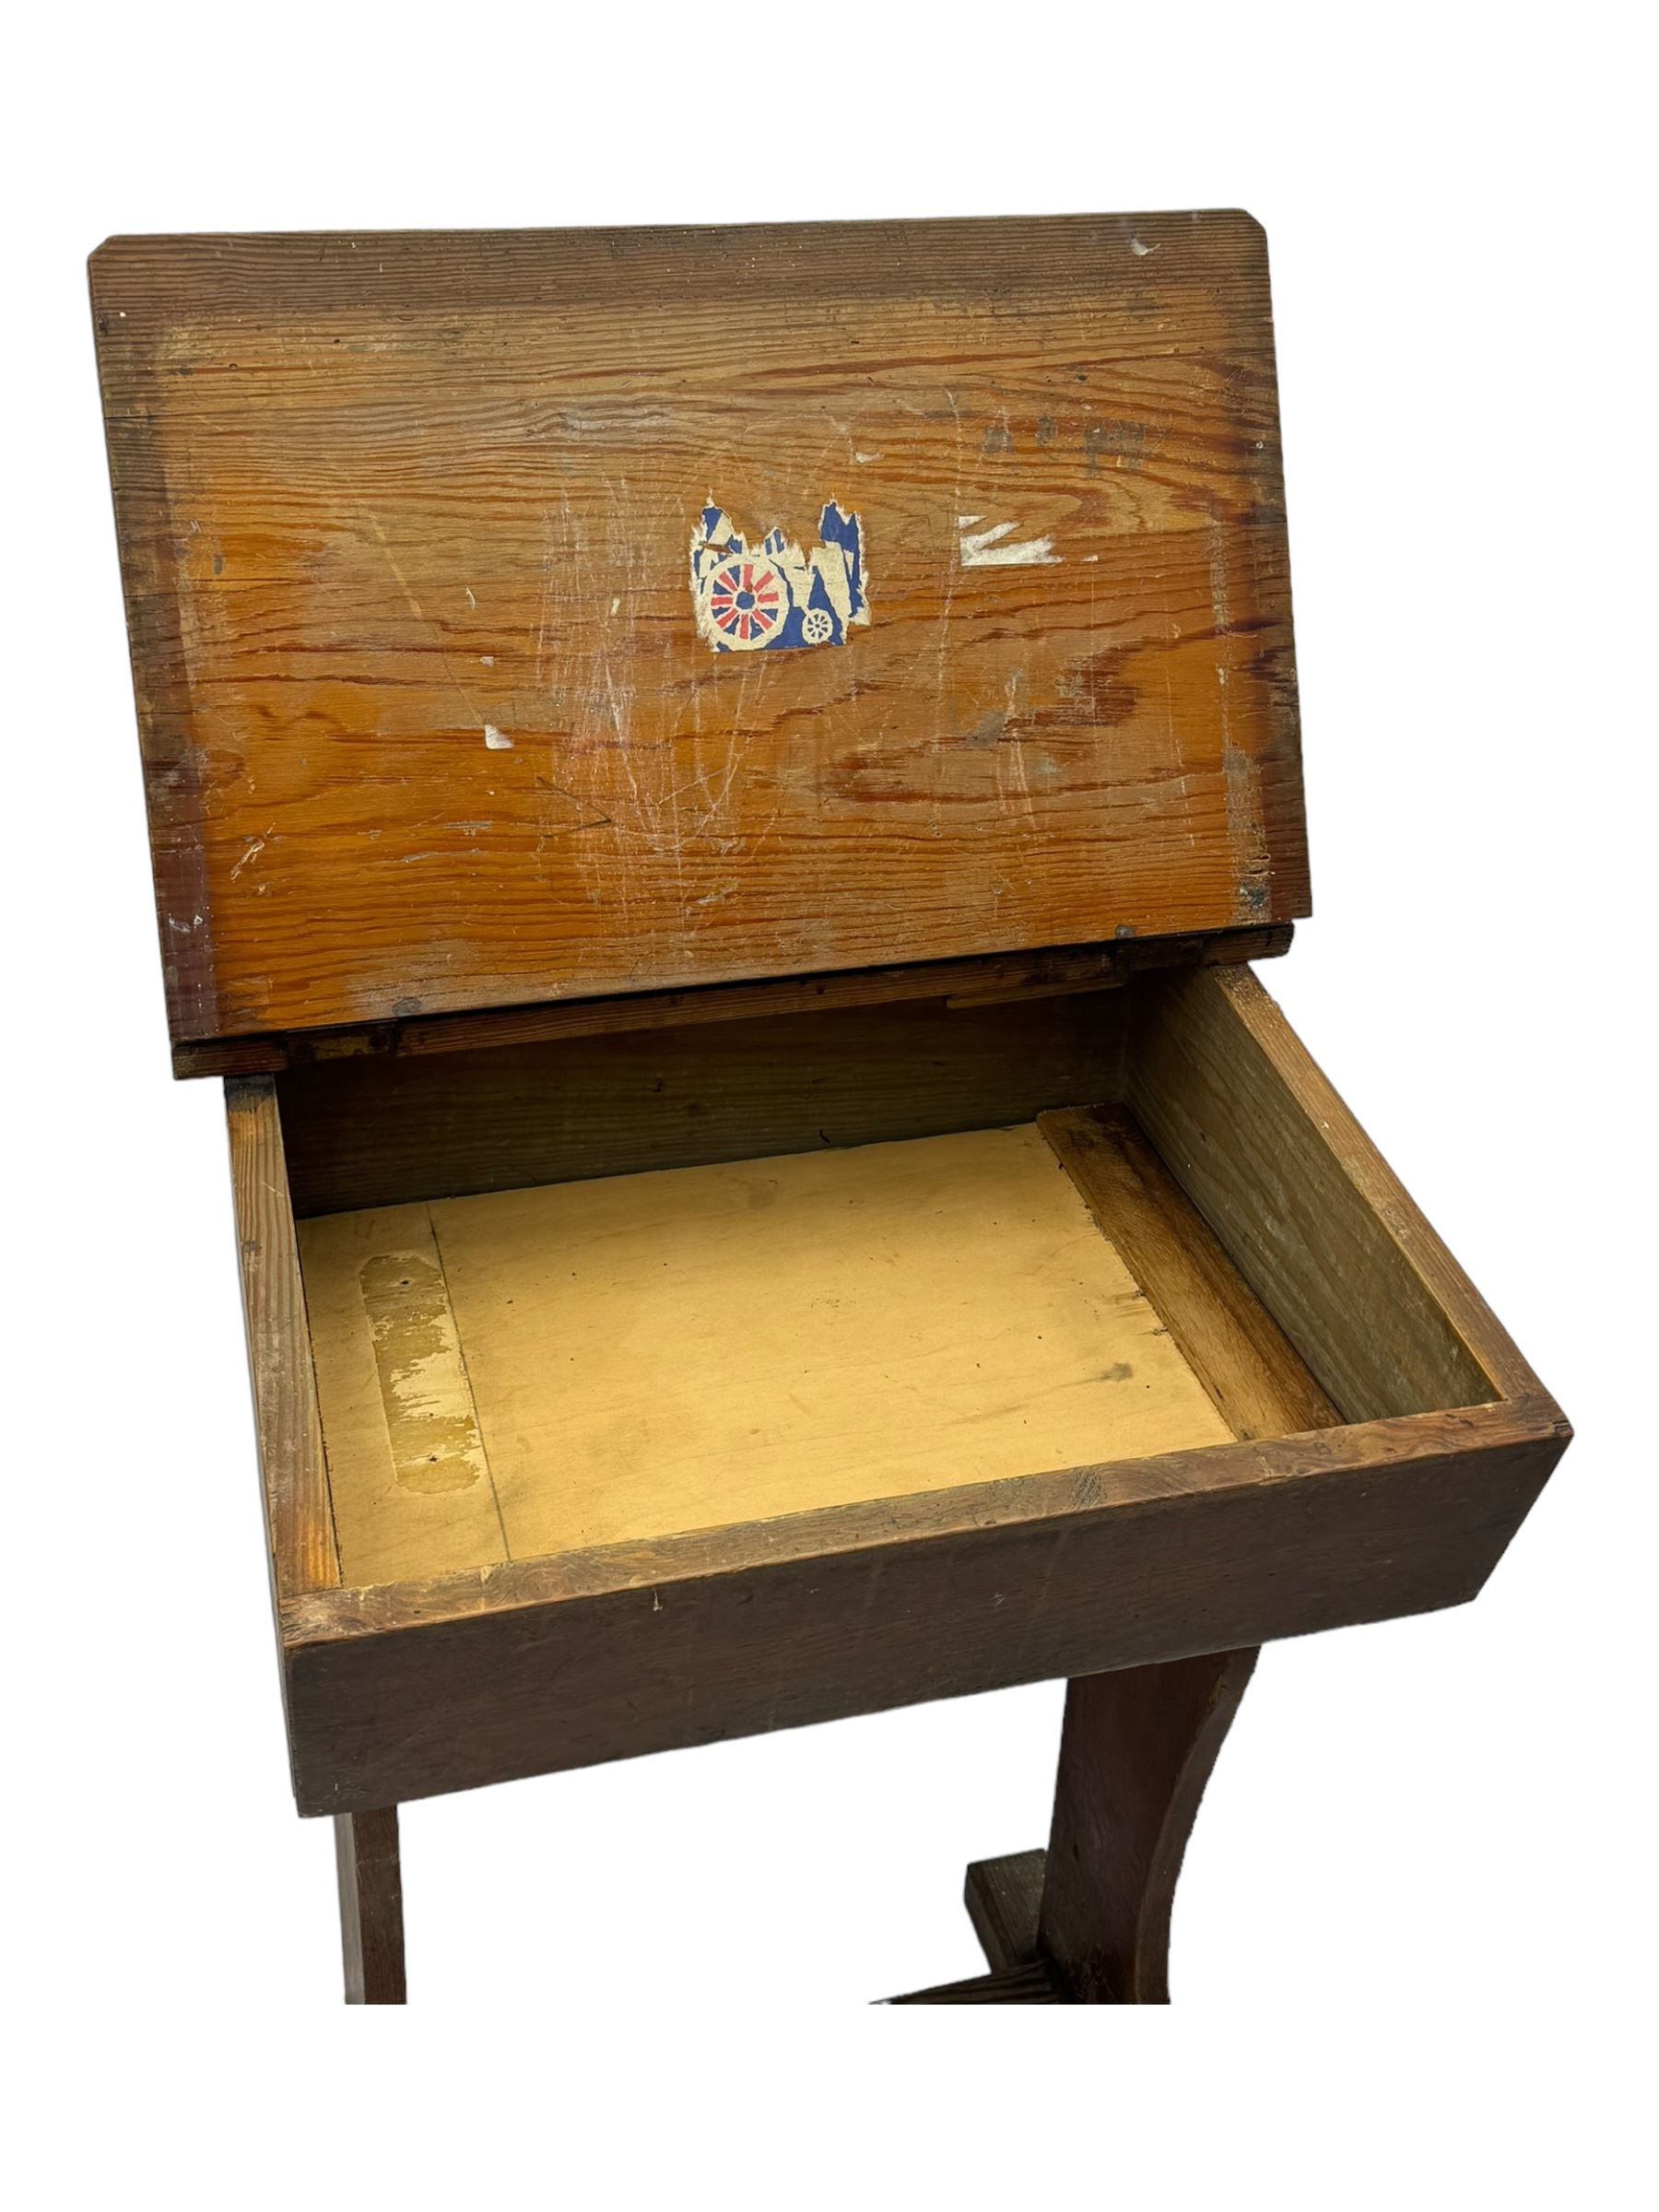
[280,1395,1566,1813]
[171,923,1291,1078]
[1039,1646,1258,2002]
[887,1959,1063,2005]
[276,989,1133,1217]
[92,213,1309,1052]
[1128,967,1527,1418]
[963,1848,1050,1974]
[226,1077,338,1593]
[333,1806,406,2005]
[1039,1102,1343,1438]
[296,1124,1232,1583]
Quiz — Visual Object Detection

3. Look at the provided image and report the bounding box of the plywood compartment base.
[299,1124,1243,1586]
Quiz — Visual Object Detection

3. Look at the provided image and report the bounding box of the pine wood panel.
[92,213,1309,1051]
[226,1077,337,1592]
[171,924,1291,1078]
[276,990,1133,1218]
[1039,1102,1343,1437]
[1127,968,1524,1419]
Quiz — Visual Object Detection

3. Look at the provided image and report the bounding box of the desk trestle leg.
[891,1647,1258,2004]
[334,1806,406,2006]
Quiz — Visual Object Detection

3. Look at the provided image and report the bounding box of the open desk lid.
[92,212,1311,1065]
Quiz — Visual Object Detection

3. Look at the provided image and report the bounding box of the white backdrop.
[7,6,1651,2204]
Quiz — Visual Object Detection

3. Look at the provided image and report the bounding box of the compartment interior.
[277,972,1499,1588]
[299,1124,1237,1583]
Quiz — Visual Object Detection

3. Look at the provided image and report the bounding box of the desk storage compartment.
[237,962,1564,1816]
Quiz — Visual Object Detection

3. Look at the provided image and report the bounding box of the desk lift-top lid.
[91,211,1311,1077]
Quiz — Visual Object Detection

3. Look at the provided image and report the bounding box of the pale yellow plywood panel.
[299,1125,1236,1583]
[465,1126,1229,1558]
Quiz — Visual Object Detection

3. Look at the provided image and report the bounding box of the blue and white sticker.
[690,500,868,653]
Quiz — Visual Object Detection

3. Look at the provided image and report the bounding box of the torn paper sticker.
[690,501,868,652]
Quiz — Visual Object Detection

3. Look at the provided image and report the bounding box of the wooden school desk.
[90,213,1569,2003]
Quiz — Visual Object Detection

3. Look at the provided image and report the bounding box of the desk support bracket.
[890,1647,1258,2004]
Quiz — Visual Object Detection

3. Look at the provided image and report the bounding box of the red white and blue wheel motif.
[705,557,784,650]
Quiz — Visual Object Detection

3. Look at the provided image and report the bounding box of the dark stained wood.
[1128,967,1530,1418]
[964,1849,1046,1972]
[278,1394,1565,1815]
[959,1661,1256,2005]
[171,924,1292,1080]
[1010,1102,1302,2006]
[91,213,1309,1053]
[276,990,1132,1218]
[333,1806,406,2005]
[887,1959,1062,2005]
[221,947,1570,1825]
[927,1045,1529,2009]
[1039,1102,1344,1436]
[1040,1649,1257,2002]
[225,1077,337,1593]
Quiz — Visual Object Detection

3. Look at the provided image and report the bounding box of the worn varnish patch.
[297,1202,509,1585]
[358,1252,489,1494]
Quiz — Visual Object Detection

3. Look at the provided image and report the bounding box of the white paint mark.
[465,587,477,609]
[959,518,1061,568]
[1130,236,1157,257]
[853,450,882,464]
[610,596,621,615]
[479,653,495,666]
[483,724,513,750]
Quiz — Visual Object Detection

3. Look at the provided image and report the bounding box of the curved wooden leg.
[924,1647,1257,2004]
[1038,1646,1258,2002]
[334,1806,406,2005]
